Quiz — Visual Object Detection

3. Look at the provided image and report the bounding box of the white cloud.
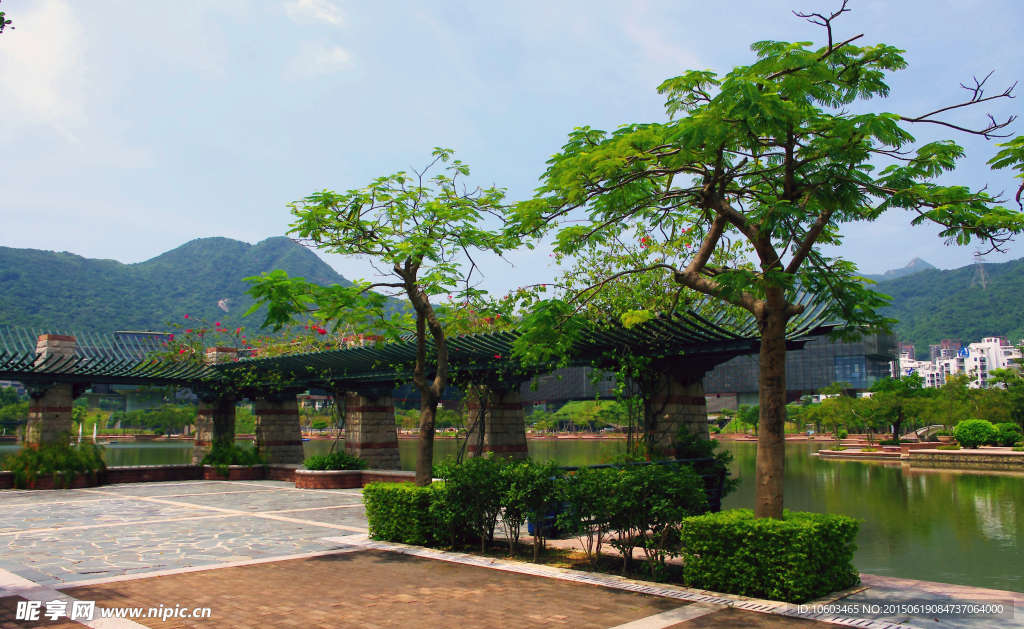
[0,0,85,138]
[286,41,353,78]
[284,0,345,26]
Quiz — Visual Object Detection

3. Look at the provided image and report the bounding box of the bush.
[678,509,859,603]
[304,450,368,470]
[992,423,1024,447]
[607,462,707,580]
[936,444,961,450]
[434,456,507,552]
[709,426,721,434]
[838,429,848,439]
[952,419,997,448]
[558,466,618,568]
[363,482,445,546]
[878,439,912,446]
[2,438,106,489]
[201,442,266,477]
[500,459,562,559]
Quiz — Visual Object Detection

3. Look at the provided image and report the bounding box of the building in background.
[703,333,897,410]
[896,336,1020,389]
[898,341,916,361]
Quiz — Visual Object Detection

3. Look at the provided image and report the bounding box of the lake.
[1,438,1021,592]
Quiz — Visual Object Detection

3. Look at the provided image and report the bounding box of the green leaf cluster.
[2,438,106,489]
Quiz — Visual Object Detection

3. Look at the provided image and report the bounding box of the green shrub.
[936,444,961,450]
[837,429,848,439]
[500,459,562,559]
[952,419,997,448]
[608,462,707,580]
[709,426,721,434]
[678,509,859,603]
[303,450,368,470]
[879,439,912,446]
[363,482,445,546]
[1014,446,1024,452]
[434,456,507,552]
[992,423,1024,447]
[2,438,106,489]
[201,442,266,477]
[558,465,618,568]
[860,447,880,452]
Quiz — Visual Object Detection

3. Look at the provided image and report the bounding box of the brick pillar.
[645,373,709,458]
[344,388,400,469]
[23,334,77,445]
[192,347,238,464]
[465,384,529,460]
[254,393,304,464]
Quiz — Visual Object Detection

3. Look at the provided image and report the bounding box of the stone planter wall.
[295,469,418,489]
[20,471,100,490]
[103,465,203,484]
[0,471,14,489]
[202,465,267,481]
[908,449,1024,471]
[266,465,300,482]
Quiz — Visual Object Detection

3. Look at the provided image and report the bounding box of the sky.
[0,0,1021,298]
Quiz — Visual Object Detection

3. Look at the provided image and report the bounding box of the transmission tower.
[970,250,988,289]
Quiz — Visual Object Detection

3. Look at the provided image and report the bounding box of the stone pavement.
[0,480,1020,629]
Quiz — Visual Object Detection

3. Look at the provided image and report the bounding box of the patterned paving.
[0,481,369,588]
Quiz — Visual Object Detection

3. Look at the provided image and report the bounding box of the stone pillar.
[465,384,529,460]
[645,373,709,458]
[23,334,78,445]
[254,393,304,464]
[344,388,400,469]
[192,347,238,464]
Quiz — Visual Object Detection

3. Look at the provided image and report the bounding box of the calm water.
[1,438,1021,592]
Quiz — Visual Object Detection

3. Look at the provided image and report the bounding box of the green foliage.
[2,438,106,489]
[303,451,368,471]
[674,429,740,499]
[838,429,849,439]
[557,466,618,568]
[993,422,1024,447]
[200,442,266,477]
[0,400,28,422]
[499,459,562,559]
[433,456,507,552]
[311,419,330,431]
[952,419,997,448]
[937,444,962,450]
[0,237,363,333]
[363,482,445,546]
[0,386,20,407]
[606,462,708,580]
[678,509,860,603]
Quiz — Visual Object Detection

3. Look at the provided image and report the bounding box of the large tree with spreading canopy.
[509,2,1024,518]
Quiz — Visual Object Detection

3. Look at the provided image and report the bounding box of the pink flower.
[318,328,327,336]
[236,327,242,333]
[215,322,221,327]
[179,349,187,354]
[494,354,502,359]
[184,314,189,319]
[168,334,174,340]
[186,329,192,333]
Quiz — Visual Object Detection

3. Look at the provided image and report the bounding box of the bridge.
[0,297,833,469]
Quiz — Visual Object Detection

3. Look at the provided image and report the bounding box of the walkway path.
[0,481,1020,629]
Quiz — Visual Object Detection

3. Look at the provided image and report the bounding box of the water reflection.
[1,438,1021,592]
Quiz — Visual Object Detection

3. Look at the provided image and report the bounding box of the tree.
[0,0,12,35]
[245,149,518,486]
[805,383,854,447]
[508,4,1023,518]
[865,373,925,439]
[988,368,1024,430]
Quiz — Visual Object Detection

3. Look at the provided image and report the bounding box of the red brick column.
[645,374,709,458]
[23,334,77,444]
[255,394,304,464]
[192,347,238,464]
[344,389,400,469]
[465,385,529,460]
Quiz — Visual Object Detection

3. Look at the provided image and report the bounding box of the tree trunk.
[416,399,437,486]
[893,406,904,440]
[755,294,789,520]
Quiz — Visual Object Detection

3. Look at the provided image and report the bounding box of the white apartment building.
[892,336,1021,389]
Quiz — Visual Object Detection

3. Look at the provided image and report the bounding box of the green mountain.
[0,237,354,334]
[861,257,936,283]
[875,257,1024,352]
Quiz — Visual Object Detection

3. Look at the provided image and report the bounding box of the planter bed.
[908,448,1024,471]
[103,464,202,484]
[19,472,101,490]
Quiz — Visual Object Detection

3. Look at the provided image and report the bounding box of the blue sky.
[0,0,1021,297]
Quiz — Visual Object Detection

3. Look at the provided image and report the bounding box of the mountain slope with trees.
[0,237,354,333]
[875,257,1024,352]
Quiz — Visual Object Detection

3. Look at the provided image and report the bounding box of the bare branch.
[900,74,1017,139]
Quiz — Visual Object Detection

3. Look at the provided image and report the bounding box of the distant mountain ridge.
[874,256,1024,352]
[0,237,355,333]
[861,257,936,283]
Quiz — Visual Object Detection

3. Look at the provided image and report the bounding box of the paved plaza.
[0,480,1020,629]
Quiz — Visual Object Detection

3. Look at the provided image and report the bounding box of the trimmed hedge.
[678,509,860,603]
[304,451,368,470]
[363,482,445,546]
[953,419,997,448]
